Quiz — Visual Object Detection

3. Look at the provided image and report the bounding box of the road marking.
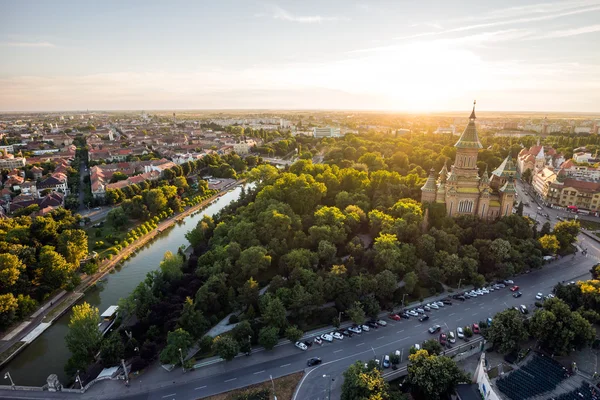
[449,313,455,317]
[224,378,237,382]
[162,394,176,398]
[194,386,207,390]
[397,330,404,333]
[356,342,365,346]
[376,336,384,340]
[253,370,265,375]
[465,308,471,311]
[280,363,291,368]
[473,313,478,317]
[456,318,463,322]
[334,349,343,353]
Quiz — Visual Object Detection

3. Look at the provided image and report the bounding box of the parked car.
[307,357,322,366]
[442,299,452,305]
[448,331,456,343]
[423,305,431,311]
[456,327,465,339]
[321,333,333,342]
[513,291,522,298]
[361,324,370,332]
[435,301,445,307]
[419,314,429,322]
[520,305,528,314]
[408,310,419,317]
[413,343,421,351]
[349,326,362,334]
[416,308,425,314]
[487,317,493,327]
[439,333,447,345]
[332,332,344,340]
[545,294,555,299]
[535,292,543,300]
[428,325,441,334]
[400,312,410,319]
[383,355,390,368]
[295,341,308,350]
[480,288,490,294]
[367,321,379,329]
[497,283,506,288]
[314,337,323,345]
[429,303,439,310]
[510,285,520,292]
[472,323,480,334]
[341,329,352,337]
[456,295,466,301]
[303,340,313,347]
[376,319,387,327]
[504,280,515,285]
[389,314,401,321]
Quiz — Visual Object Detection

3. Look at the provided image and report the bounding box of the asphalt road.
[1,181,597,400]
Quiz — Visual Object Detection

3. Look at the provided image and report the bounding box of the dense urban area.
[0,109,599,400]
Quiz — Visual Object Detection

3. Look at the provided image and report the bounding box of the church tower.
[420,168,437,203]
[477,166,491,219]
[499,177,517,217]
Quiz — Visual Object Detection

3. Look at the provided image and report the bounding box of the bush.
[232,388,270,400]
[229,314,240,324]
[464,327,473,337]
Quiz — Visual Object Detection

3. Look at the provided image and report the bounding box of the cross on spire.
[469,100,476,120]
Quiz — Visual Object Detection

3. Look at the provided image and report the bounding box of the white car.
[456,327,464,339]
[416,308,425,314]
[423,305,431,311]
[348,326,362,334]
[448,331,456,343]
[361,324,370,332]
[295,341,308,350]
[480,289,489,294]
[504,280,514,285]
[332,332,344,340]
[475,290,484,295]
[545,294,555,299]
[435,301,444,307]
[429,303,439,310]
[321,333,333,342]
[413,343,421,351]
[377,320,387,326]
[486,286,495,292]
[408,310,419,317]
[314,337,323,345]
[536,292,543,300]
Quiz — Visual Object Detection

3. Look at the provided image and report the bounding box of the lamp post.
[179,348,185,373]
[323,374,335,400]
[4,372,15,389]
[457,278,462,290]
[269,374,277,400]
[401,293,407,310]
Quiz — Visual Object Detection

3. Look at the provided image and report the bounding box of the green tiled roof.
[489,200,501,207]
[421,168,437,192]
[457,187,481,193]
[455,120,483,149]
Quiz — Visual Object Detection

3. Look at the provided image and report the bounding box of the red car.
[439,333,447,345]
[472,323,480,334]
[510,285,520,292]
[389,314,401,321]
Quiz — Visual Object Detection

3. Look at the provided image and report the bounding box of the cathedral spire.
[455,102,483,149]
[469,100,476,120]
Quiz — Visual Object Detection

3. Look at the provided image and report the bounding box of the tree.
[516,201,524,216]
[408,350,469,400]
[212,335,240,361]
[159,251,183,281]
[178,297,208,339]
[35,245,75,290]
[486,309,528,353]
[100,333,125,365]
[236,246,272,279]
[260,294,287,329]
[57,229,89,265]
[553,220,580,253]
[65,303,103,371]
[539,234,559,254]
[422,339,443,355]
[258,326,279,350]
[159,328,193,365]
[285,325,304,343]
[110,171,128,183]
[0,253,25,287]
[404,271,418,295]
[107,207,128,230]
[361,295,381,319]
[522,168,532,184]
[341,361,390,400]
[346,301,366,325]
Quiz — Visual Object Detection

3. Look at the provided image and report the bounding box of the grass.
[85,219,136,260]
[202,372,303,400]
[578,219,600,231]
[43,293,81,321]
[0,341,25,364]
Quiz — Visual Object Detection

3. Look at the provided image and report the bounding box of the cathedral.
[421,103,518,220]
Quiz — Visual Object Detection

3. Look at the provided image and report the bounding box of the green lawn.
[85,219,136,260]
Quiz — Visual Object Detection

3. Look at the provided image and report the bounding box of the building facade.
[313,127,341,138]
[421,104,516,220]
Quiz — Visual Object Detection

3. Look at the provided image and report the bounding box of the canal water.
[1,185,247,387]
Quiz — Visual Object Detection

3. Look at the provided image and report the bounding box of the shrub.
[464,327,473,337]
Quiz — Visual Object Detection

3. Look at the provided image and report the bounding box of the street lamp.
[179,348,186,373]
[401,293,407,310]
[270,374,277,400]
[322,374,335,400]
[4,371,15,389]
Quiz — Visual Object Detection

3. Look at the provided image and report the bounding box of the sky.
[1,0,599,112]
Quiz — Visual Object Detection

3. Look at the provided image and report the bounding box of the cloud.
[459,0,600,22]
[396,3,600,40]
[269,5,347,23]
[410,22,443,30]
[526,24,600,39]
[0,41,56,48]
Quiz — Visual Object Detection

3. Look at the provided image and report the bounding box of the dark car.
[439,333,447,345]
[428,325,441,334]
[451,294,460,299]
[513,291,522,298]
[341,329,353,337]
[307,357,322,366]
[419,315,429,322]
[456,295,466,301]
[303,340,313,347]
[367,321,379,329]
[400,312,410,319]
[442,299,452,305]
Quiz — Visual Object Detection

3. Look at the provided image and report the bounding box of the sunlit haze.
[1,0,600,112]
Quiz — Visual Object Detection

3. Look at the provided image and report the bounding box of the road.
[1,180,597,400]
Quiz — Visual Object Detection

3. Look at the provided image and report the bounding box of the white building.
[313,127,341,138]
[0,145,15,153]
[434,126,456,135]
[575,127,592,134]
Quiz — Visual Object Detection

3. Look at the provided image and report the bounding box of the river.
[0,185,247,387]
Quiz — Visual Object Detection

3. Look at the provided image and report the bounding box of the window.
[458,200,473,213]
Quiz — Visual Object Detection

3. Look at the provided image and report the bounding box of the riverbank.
[0,181,243,371]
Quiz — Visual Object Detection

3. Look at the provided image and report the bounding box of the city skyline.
[1,0,600,112]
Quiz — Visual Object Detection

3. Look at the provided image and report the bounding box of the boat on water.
[98,306,119,336]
